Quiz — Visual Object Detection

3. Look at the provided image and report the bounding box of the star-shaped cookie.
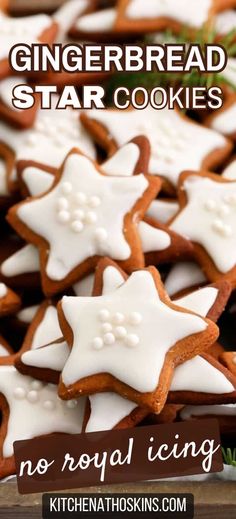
[170,170,236,287]
[57,260,218,412]
[8,144,160,295]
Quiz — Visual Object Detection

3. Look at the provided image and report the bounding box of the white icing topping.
[0,283,7,298]
[102,266,124,295]
[126,0,212,29]
[0,344,9,356]
[165,262,206,297]
[88,106,226,186]
[180,404,236,421]
[61,270,207,392]
[53,0,89,42]
[0,365,85,458]
[17,305,40,324]
[146,199,179,223]
[32,306,61,350]
[171,355,234,393]
[210,102,236,135]
[222,160,236,181]
[0,77,26,111]
[1,244,40,277]
[22,340,69,371]
[0,158,8,197]
[0,12,53,61]
[214,10,236,35]
[75,8,116,33]
[175,287,218,317]
[171,175,236,273]
[0,95,95,176]
[86,393,137,433]
[17,153,148,280]
[22,167,54,197]
[73,273,95,296]
[102,143,140,177]
[138,221,171,253]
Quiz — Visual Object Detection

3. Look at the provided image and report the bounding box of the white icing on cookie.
[17,305,40,324]
[222,57,236,90]
[86,393,137,433]
[126,0,212,29]
[0,95,95,176]
[138,221,171,253]
[22,340,69,371]
[210,102,236,135]
[0,12,53,61]
[88,106,226,186]
[31,305,61,350]
[61,270,207,392]
[75,8,116,33]
[0,344,9,356]
[17,153,148,281]
[73,273,95,296]
[214,10,236,35]
[146,199,179,223]
[0,283,7,298]
[165,262,206,297]
[0,365,85,458]
[180,404,236,421]
[1,244,40,277]
[102,143,140,177]
[22,167,54,197]
[102,266,124,295]
[171,355,234,393]
[0,158,8,197]
[170,175,236,273]
[222,160,236,181]
[0,77,26,111]
[54,0,89,42]
[175,286,218,317]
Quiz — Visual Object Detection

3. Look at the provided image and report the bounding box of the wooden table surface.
[0,480,235,518]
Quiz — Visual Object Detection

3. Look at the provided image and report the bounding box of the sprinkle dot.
[58,210,70,223]
[125,334,140,347]
[98,309,110,322]
[85,211,97,224]
[92,337,104,350]
[14,387,26,399]
[43,400,55,410]
[114,326,127,339]
[27,390,39,403]
[101,322,112,333]
[66,400,78,409]
[104,333,115,345]
[31,380,43,390]
[71,220,84,233]
[57,197,69,210]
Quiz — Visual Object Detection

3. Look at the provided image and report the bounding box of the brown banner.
[14,419,223,494]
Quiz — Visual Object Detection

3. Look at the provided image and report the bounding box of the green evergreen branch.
[222,447,236,467]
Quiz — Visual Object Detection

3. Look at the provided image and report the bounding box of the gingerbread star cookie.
[165,262,207,298]
[57,260,218,413]
[179,404,236,437]
[81,105,232,191]
[0,94,96,193]
[21,300,62,353]
[205,94,236,141]
[146,198,179,224]
[0,362,86,479]
[170,170,236,288]
[8,143,160,295]
[0,10,58,79]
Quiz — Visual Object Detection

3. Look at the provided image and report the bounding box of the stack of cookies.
[0,0,235,479]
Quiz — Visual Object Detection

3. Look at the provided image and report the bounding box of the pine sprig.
[106,28,236,104]
[222,447,236,467]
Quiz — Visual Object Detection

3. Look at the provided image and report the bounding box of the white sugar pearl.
[94,228,108,242]
[14,387,26,399]
[58,210,70,223]
[104,332,115,345]
[43,400,55,410]
[98,309,110,322]
[101,322,112,333]
[85,211,97,224]
[217,204,230,217]
[75,192,87,204]
[61,181,72,194]
[129,312,142,325]
[27,390,39,403]
[114,326,127,339]
[89,196,101,208]
[71,220,84,233]
[125,334,140,347]
[57,197,69,210]
[73,209,85,220]
[92,337,104,349]
[212,219,224,232]
[204,199,216,211]
[31,380,43,390]
[112,312,125,325]
[66,400,78,409]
